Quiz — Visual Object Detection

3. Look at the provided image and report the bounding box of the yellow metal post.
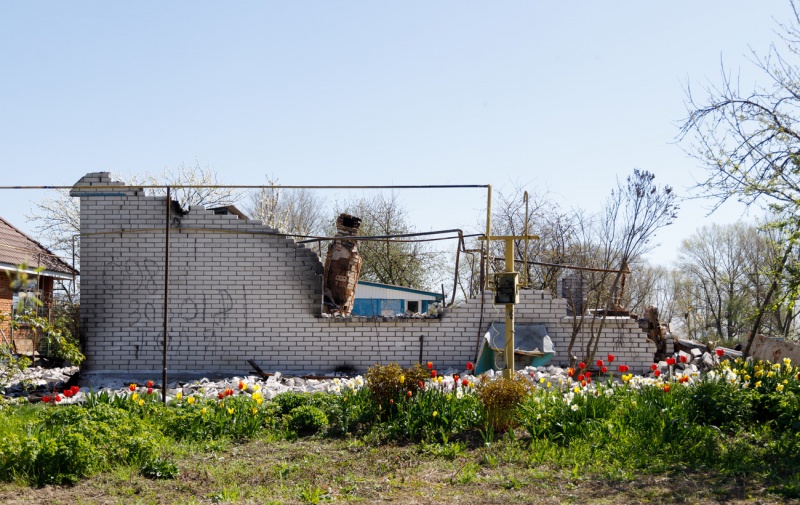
[503,237,515,379]
[479,234,539,379]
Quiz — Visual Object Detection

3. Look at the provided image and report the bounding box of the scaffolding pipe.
[1,183,489,190]
[484,184,492,291]
[162,188,170,404]
[523,191,529,287]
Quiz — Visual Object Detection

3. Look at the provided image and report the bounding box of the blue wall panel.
[352,298,405,317]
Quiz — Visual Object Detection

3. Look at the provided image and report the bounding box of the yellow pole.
[478,234,538,380]
[504,237,515,379]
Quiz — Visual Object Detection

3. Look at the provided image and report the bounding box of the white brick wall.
[72,173,656,376]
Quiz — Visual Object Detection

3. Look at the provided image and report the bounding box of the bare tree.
[676,223,753,342]
[567,170,678,366]
[28,162,243,268]
[127,162,244,210]
[244,176,327,238]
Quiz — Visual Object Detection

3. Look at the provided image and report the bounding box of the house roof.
[0,217,77,279]
[356,280,444,300]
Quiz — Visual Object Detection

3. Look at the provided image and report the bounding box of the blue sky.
[0,1,791,266]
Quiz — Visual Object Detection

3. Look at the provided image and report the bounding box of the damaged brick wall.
[71,172,655,376]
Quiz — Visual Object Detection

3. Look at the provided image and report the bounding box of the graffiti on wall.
[100,260,248,356]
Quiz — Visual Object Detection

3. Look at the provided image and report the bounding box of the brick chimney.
[323,214,363,315]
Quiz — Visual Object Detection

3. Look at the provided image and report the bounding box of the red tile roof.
[0,217,77,277]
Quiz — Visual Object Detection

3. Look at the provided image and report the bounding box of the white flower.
[571,404,579,411]
[456,389,463,399]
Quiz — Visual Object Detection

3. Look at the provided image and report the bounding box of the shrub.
[365,362,428,410]
[476,375,530,433]
[287,405,329,436]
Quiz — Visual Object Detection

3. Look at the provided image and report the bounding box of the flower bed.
[1,355,799,490]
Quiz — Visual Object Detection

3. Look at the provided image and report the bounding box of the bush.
[287,405,329,436]
[477,375,531,433]
[365,362,428,410]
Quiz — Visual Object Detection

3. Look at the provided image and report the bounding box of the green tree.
[680,0,800,352]
[334,193,442,291]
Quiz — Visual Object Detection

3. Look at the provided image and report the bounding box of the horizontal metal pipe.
[0,183,489,190]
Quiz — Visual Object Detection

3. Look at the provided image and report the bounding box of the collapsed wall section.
[72,172,655,376]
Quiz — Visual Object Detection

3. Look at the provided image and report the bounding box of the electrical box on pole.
[493,272,518,305]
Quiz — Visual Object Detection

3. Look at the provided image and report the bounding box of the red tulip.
[147,387,153,394]
[427,361,433,369]
[654,370,661,378]
[462,379,469,387]
[54,395,62,402]
[407,390,412,397]
[680,355,688,363]
[42,395,51,403]
[617,365,629,373]
[585,371,592,378]
[453,374,459,381]
[129,383,137,392]
[650,363,658,371]
[715,348,724,357]
[601,366,608,374]
[431,370,437,378]
[596,360,604,368]
[567,367,575,376]
[663,385,671,393]
[64,390,73,398]
[418,381,424,388]
[577,374,585,381]
[70,385,80,395]
[147,380,154,388]
[466,362,474,371]
[578,362,586,370]
[607,354,615,363]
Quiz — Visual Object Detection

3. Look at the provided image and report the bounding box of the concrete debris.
[1,366,80,396]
